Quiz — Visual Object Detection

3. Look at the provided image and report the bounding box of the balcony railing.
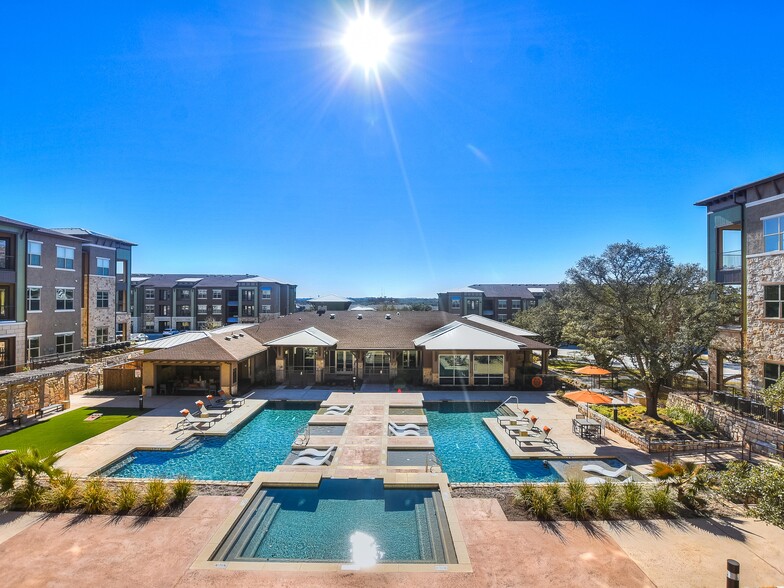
[0,255,14,271]
[720,250,741,270]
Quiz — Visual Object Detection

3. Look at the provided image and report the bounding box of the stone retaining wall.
[667,393,784,455]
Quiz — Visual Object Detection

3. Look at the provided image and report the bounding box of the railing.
[720,250,742,270]
[425,452,442,473]
[494,395,519,416]
[710,390,784,428]
[0,255,15,271]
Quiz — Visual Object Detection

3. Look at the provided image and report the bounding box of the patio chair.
[497,410,530,425]
[514,426,559,452]
[296,445,337,458]
[388,424,421,437]
[503,420,539,436]
[323,405,352,415]
[204,396,232,411]
[388,422,420,431]
[177,412,219,430]
[218,389,245,406]
[581,463,627,478]
[291,450,334,466]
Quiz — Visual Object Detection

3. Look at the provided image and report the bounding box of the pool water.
[213,479,457,564]
[105,405,315,481]
[425,402,562,483]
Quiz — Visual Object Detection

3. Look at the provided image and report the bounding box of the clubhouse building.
[138,311,554,394]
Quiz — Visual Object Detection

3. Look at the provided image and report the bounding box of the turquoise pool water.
[105,405,315,481]
[213,479,456,564]
[425,402,563,483]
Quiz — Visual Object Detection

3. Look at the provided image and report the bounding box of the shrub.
[115,483,139,512]
[716,461,757,506]
[747,463,784,528]
[48,473,81,511]
[0,447,62,509]
[82,478,113,514]
[592,480,618,519]
[542,482,561,506]
[651,460,711,509]
[664,406,715,433]
[562,478,589,520]
[529,486,556,520]
[142,479,169,513]
[11,484,46,510]
[649,484,673,516]
[622,481,645,517]
[513,482,537,508]
[171,476,193,506]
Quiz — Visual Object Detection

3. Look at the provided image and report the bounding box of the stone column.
[275,348,285,384]
[38,379,46,411]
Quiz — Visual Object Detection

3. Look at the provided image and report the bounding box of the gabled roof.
[413,321,522,350]
[139,329,266,362]
[264,327,338,347]
[53,227,136,246]
[461,314,539,337]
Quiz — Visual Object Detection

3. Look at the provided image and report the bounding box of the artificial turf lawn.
[0,407,145,458]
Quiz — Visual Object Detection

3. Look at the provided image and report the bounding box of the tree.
[650,460,711,508]
[510,296,565,352]
[761,375,784,413]
[0,447,62,509]
[562,241,737,418]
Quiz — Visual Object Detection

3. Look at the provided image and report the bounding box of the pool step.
[239,501,281,558]
[414,501,435,562]
[213,491,275,561]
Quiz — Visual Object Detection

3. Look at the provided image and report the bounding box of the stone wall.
[667,392,784,455]
[745,254,784,390]
[87,275,116,345]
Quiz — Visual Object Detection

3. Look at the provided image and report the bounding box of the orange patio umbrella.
[563,390,614,404]
[573,365,613,388]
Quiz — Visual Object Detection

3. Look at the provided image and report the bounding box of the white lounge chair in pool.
[178,412,218,430]
[581,463,627,478]
[296,445,337,458]
[388,425,421,437]
[323,405,352,415]
[389,422,420,431]
[291,451,334,466]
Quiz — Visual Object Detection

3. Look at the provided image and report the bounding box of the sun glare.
[342,13,392,71]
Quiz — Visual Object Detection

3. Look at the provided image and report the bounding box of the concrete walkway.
[0,496,781,587]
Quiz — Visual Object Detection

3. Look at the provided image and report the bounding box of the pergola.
[0,362,89,421]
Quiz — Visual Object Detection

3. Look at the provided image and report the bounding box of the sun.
[342,12,392,71]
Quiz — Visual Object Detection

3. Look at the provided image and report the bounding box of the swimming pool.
[424,402,563,483]
[212,479,457,565]
[104,404,315,481]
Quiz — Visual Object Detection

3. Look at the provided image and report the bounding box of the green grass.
[0,407,144,459]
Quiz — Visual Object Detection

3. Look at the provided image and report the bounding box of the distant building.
[695,171,784,392]
[437,284,558,322]
[307,295,353,312]
[130,274,297,333]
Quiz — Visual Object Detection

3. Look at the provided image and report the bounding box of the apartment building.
[130,274,297,333]
[696,171,784,392]
[0,217,31,373]
[437,284,558,322]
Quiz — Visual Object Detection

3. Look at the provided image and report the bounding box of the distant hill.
[296,296,438,310]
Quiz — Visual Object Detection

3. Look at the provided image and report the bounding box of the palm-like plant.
[0,447,63,509]
[650,460,711,509]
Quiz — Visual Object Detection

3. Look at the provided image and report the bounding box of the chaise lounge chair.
[389,422,420,431]
[503,421,539,436]
[218,389,246,406]
[497,410,531,426]
[388,424,421,437]
[177,412,219,430]
[514,426,559,451]
[323,405,352,415]
[291,450,334,466]
[296,445,337,458]
[581,463,627,478]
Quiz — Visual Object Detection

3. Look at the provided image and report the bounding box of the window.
[242,304,255,316]
[159,304,170,316]
[364,351,390,373]
[144,319,155,331]
[197,289,207,299]
[498,299,507,310]
[56,333,74,354]
[96,291,109,308]
[116,290,126,312]
[512,299,521,310]
[27,241,42,266]
[473,354,504,386]
[0,338,12,369]
[261,304,271,312]
[497,314,507,322]
[197,304,207,314]
[27,287,41,312]
[144,304,154,313]
[56,246,75,269]
[116,260,125,275]
[261,288,271,299]
[145,289,155,300]
[212,289,222,299]
[764,285,784,319]
[400,350,418,369]
[159,290,170,301]
[176,304,190,315]
[466,298,480,312]
[334,350,354,373]
[197,321,206,330]
[27,336,40,360]
[0,238,10,271]
[95,327,109,345]
[241,289,254,301]
[212,304,222,314]
[177,289,190,300]
[764,215,784,253]
[451,296,460,309]
[719,227,742,269]
[96,257,110,276]
[55,288,74,310]
[438,354,469,385]
[764,363,784,389]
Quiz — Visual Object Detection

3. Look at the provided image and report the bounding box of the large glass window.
[764,215,784,252]
[439,354,469,385]
[400,350,418,369]
[96,257,110,276]
[0,238,10,270]
[451,296,460,310]
[56,333,74,354]
[55,288,74,310]
[764,363,784,389]
[764,285,784,318]
[56,246,74,269]
[27,287,41,311]
[719,227,741,269]
[365,351,390,372]
[473,354,504,385]
[27,241,42,266]
[159,290,170,301]
[334,350,354,373]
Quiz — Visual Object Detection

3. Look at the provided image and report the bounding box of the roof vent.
[385,313,391,320]
[357,313,363,320]
[330,313,335,319]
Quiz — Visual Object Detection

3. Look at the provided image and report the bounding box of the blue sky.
[2,1,784,297]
